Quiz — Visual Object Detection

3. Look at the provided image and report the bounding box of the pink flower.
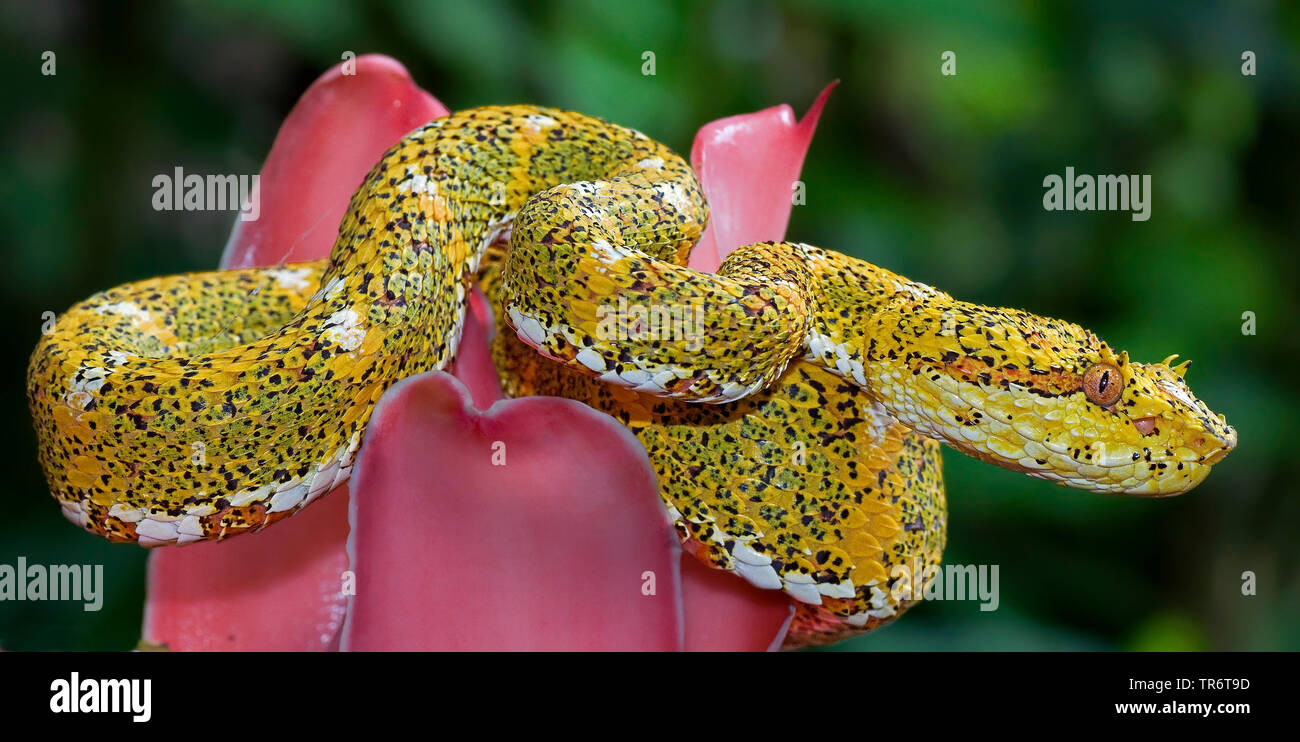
[142,55,833,651]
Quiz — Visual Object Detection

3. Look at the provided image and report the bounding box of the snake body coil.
[28,106,1236,646]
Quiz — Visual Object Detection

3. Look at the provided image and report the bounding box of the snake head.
[881,299,1237,497]
[1069,346,1238,494]
[958,334,1234,496]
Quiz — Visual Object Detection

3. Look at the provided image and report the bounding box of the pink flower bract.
[142,55,832,652]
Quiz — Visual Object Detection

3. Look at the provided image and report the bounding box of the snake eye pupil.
[1083,362,1123,406]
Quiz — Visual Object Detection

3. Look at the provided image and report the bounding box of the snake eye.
[1083,363,1123,406]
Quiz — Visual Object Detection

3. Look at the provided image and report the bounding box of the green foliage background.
[0,0,1295,651]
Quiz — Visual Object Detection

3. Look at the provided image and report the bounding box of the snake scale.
[28,106,1236,647]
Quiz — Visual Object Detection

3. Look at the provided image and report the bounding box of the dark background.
[1,0,1296,651]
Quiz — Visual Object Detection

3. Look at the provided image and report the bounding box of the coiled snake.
[28,106,1236,646]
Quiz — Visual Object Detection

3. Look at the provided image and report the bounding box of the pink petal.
[687,81,837,272]
[144,59,833,652]
[451,288,505,410]
[142,490,351,651]
[342,372,683,651]
[680,556,794,652]
[144,55,447,651]
[677,85,837,650]
[221,54,450,269]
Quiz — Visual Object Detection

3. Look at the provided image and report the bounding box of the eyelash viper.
[27,106,1236,647]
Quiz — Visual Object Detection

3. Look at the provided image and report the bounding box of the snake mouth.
[1116,423,1236,496]
[997,418,1237,497]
